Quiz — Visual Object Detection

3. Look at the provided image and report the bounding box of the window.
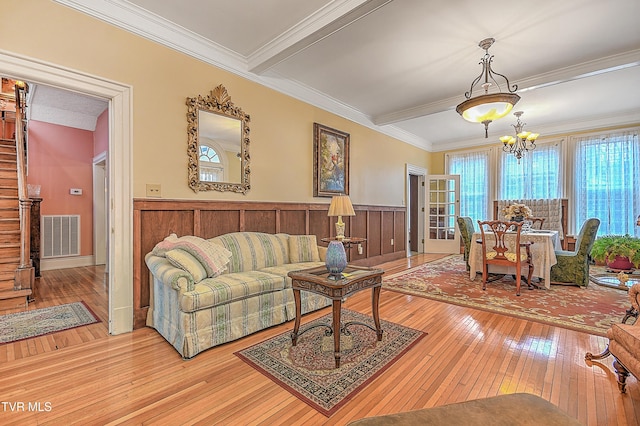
[199,143,225,182]
[446,150,489,223]
[573,131,639,235]
[499,142,561,200]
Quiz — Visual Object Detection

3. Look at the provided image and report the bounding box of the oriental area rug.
[383,255,630,337]
[235,309,425,416]
[0,301,99,344]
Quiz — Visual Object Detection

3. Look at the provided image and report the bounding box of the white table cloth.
[469,230,560,289]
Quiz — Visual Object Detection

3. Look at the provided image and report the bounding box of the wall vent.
[42,215,80,258]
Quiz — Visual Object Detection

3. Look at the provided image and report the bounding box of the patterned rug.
[235,309,425,416]
[0,301,100,344]
[383,255,631,336]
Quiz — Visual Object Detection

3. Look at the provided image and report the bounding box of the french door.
[425,175,460,253]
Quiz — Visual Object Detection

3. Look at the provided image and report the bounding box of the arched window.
[199,142,227,182]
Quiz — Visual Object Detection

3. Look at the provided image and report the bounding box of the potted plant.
[590,234,640,270]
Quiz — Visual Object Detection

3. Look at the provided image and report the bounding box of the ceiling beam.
[373,49,640,126]
[248,0,393,74]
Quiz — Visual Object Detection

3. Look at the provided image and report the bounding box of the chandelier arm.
[488,68,518,93]
[464,71,485,99]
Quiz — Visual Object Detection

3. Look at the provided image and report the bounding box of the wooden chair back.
[477,220,534,296]
[530,217,545,229]
[478,220,523,265]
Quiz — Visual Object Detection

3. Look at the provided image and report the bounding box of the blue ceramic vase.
[325,241,347,278]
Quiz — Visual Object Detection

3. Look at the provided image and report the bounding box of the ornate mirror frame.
[187,84,251,194]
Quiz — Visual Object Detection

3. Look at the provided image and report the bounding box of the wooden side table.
[321,237,366,249]
[288,265,384,368]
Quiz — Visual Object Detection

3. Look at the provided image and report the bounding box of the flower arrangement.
[501,203,532,220]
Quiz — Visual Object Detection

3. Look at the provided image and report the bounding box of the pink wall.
[94,109,108,156]
[27,121,94,256]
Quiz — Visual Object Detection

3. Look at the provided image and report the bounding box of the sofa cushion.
[165,249,207,282]
[179,271,285,312]
[260,262,326,287]
[209,232,289,273]
[152,234,232,277]
[288,235,321,263]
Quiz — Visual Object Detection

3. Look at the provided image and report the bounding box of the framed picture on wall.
[313,123,350,197]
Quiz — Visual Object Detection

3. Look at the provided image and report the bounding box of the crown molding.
[54,0,247,72]
[54,0,429,151]
[248,0,391,73]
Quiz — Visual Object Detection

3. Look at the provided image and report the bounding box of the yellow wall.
[2,0,429,207]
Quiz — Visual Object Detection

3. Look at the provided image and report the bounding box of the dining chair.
[549,218,600,287]
[530,217,545,229]
[477,220,534,296]
[456,216,475,271]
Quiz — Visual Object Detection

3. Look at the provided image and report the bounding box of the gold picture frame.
[313,123,350,197]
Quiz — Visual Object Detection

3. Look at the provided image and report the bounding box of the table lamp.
[328,195,355,240]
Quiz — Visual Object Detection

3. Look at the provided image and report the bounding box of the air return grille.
[42,215,80,258]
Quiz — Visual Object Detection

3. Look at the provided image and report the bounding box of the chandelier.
[456,38,520,138]
[500,111,539,160]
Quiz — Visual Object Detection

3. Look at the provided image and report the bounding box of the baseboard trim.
[40,255,96,271]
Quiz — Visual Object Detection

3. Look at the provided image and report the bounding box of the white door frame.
[0,50,134,334]
[93,152,107,267]
[406,163,427,254]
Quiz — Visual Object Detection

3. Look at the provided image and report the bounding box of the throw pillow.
[289,235,321,263]
[152,234,232,277]
[165,249,207,282]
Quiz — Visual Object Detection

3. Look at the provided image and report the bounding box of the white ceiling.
[51,0,640,150]
[28,84,108,131]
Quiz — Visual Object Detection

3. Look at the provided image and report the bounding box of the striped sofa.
[145,232,331,358]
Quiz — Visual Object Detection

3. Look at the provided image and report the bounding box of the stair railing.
[13,84,34,291]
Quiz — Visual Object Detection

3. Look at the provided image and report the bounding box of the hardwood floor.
[0,256,638,425]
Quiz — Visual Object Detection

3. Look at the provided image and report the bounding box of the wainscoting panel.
[368,211,382,257]
[244,210,277,234]
[199,210,240,237]
[133,199,407,328]
[279,210,307,235]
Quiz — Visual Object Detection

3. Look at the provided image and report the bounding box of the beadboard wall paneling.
[133,199,407,329]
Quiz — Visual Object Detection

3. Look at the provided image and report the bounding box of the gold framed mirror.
[187,84,250,193]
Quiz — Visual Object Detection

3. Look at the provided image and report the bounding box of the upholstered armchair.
[586,283,640,393]
[549,218,600,287]
[456,216,474,271]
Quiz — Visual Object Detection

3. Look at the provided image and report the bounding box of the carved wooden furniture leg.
[613,359,630,393]
[585,306,637,361]
[372,286,383,341]
[333,298,342,368]
[291,288,302,346]
[585,346,610,361]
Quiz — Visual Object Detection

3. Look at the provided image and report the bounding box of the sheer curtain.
[446,150,490,223]
[498,141,562,200]
[573,130,640,235]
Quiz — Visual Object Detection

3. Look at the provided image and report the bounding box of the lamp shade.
[328,195,355,217]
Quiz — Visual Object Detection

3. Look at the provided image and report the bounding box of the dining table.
[468,229,561,289]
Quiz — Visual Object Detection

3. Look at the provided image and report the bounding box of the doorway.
[93,153,107,268]
[0,50,133,334]
[406,164,427,255]
[425,174,460,253]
